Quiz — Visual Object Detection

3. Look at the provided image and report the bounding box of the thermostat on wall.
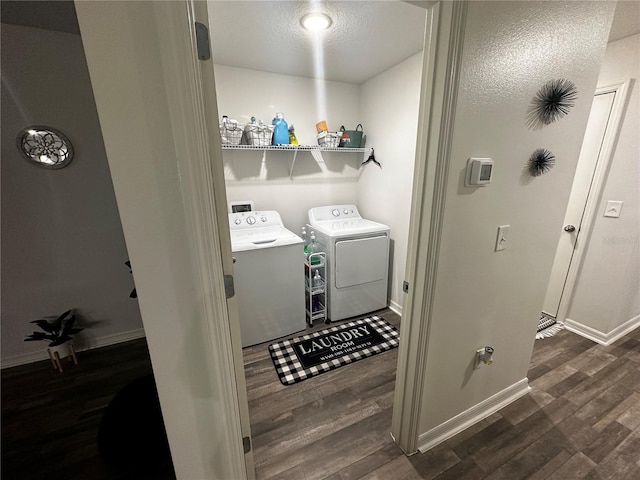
[465,158,494,187]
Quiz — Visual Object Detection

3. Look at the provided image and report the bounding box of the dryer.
[308,205,390,322]
[230,210,305,347]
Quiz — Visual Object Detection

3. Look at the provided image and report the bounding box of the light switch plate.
[495,225,509,252]
[604,200,623,218]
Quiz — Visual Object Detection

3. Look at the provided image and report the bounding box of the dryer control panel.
[308,205,360,223]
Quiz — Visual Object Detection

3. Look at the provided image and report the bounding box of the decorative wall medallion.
[16,126,74,169]
[526,79,578,129]
[528,148,556,176]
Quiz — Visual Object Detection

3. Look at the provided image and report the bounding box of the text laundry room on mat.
[268,315,399,385]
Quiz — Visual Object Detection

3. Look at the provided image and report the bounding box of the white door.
[542,91,616,318]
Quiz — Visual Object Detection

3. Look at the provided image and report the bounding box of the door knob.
[564,224,576,233]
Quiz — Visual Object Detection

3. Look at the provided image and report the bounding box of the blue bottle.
[272,112,289,145]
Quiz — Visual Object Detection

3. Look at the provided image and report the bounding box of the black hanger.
[361,148,381,169]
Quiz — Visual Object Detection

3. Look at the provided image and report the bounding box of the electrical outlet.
[495,225,509,252]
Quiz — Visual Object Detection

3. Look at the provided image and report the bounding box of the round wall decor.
[528,148,556,177]
[16,126,74,169]
[526,79,578,129]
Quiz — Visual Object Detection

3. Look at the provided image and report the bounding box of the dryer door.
[335,235,388,288]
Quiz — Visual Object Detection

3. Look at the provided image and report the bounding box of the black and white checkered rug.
[268,315,399,386]
[536,313,563,339]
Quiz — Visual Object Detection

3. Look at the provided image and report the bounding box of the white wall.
[567,34,640,334]
[214,65,362,232]
[359,53,423,311]
[1,24,144,367]
[418,0,615,434]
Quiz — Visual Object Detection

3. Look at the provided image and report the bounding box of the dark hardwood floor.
[3,309,639,480]
[1,338,174,480]
[244,309,640,480]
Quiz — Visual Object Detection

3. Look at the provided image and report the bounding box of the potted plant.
[24,309,83,372]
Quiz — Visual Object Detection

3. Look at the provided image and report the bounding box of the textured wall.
[418,1,616,433]
[359,52,423,312]
[1,24,143,366]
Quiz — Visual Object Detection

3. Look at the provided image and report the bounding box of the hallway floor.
[2,313,638,479]
[244,311,640,480]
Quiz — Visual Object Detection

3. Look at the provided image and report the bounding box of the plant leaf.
[25,332,56,342]
[30,319,56,333]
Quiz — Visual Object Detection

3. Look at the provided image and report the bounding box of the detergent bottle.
[272,112,289,145]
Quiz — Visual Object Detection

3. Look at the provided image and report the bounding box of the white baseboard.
[1,328,146,369]
[389,299,403,316]
[564,314,640,346]
[417,378,531,453]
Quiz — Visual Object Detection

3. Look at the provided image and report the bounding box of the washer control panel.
[309,205,360,223]
[229,211,283,230]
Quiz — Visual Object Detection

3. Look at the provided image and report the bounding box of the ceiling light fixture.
[301,13,332,31]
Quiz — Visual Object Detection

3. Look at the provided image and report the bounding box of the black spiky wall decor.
[526,79,578,129]
[528,148,556,176]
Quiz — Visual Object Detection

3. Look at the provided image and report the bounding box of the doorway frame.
[76,0,462,474]
[391,0,467,454]
[552,80,632,330]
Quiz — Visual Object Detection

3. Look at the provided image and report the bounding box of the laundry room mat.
[268,315,399,386]
[536,313,563,339]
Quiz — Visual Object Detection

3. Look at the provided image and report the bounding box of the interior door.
[542,91,616,318]
[190,2,255,478]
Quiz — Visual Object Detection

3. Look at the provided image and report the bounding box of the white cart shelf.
[305,252,327,326]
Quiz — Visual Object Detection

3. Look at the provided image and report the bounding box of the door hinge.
[243,436,251,454]
[194,22,211,60]
[224,274,235,299]
[403,281,409,293]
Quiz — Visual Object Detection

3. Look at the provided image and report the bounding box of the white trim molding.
[564,314,640,346]
[391,0,468,454]
[389,299,403,316]
[417,378,531,453]
[1,329,147,369]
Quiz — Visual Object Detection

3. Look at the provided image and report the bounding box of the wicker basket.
[219,120,244,145]
[244,123,273,146]
[317,131,343,148]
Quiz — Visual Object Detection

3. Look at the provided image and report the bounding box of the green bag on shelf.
[339,124,364,148]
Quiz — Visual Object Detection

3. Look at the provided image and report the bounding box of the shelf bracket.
[289,147,299,178]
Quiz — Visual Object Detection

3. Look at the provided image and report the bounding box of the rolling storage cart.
[305,252,327,326]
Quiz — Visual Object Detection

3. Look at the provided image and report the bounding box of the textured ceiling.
[608,0,640,43]
[2,1,637,84]
[208,0,428,84]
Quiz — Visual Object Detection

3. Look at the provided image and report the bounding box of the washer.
[308,205,390,322]
[229,210,305,347]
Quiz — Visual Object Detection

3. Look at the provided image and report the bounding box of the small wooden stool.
[47,343,79,373]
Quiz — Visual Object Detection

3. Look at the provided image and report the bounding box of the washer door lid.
[335,235,388,288]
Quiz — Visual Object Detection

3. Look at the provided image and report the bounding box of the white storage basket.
[219,120,244,145]
[244,123,273,146]
[317,131,343,148]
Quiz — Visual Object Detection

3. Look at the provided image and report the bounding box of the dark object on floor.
[269,315,399,385]
[97,374,175,479]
